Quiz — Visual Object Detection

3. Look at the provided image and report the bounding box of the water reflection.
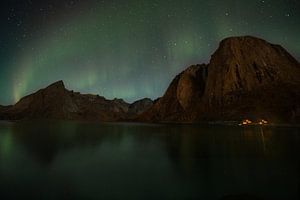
[0,121,299,199]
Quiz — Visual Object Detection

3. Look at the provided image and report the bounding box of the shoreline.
[0,119,299,127]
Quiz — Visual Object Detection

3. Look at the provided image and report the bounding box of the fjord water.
[0,121,298,200]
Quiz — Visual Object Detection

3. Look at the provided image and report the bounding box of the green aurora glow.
[0,0,299,104]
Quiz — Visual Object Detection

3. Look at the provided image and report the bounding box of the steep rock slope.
[139,64,208,122]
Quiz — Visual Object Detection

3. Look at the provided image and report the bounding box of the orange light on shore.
[239,119,269,126]
[259,119,268,125]
[239,119,252,126]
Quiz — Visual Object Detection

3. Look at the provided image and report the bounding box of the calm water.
[0,121,299,200]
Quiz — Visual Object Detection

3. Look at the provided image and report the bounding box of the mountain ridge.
[1,36,299,123]
[0,80,153,121]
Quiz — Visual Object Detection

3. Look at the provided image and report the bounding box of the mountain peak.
[215,36,274,55]
[206,36,300,101]
[46,80,65,90]
[215,36,299,66]
[220,35,266,43]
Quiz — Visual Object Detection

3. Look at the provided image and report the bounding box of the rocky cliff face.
[139,64,208,122]
[139,36,300,123]
[0,81,153,121]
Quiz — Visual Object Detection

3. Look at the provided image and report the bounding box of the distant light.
[239,119,252,126]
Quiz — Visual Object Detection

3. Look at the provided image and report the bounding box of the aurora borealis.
[0,0,299,105]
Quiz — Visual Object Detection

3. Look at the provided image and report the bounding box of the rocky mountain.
[1,36,299,123]
[127,98,153,118]
[0,81,153,121]
[139,36,300,123]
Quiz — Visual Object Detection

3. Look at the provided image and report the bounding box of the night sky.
[0,0,299,105]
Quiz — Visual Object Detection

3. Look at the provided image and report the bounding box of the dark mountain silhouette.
[139,36,300,123]
[1,36,299,123]
[0,80,153,121]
